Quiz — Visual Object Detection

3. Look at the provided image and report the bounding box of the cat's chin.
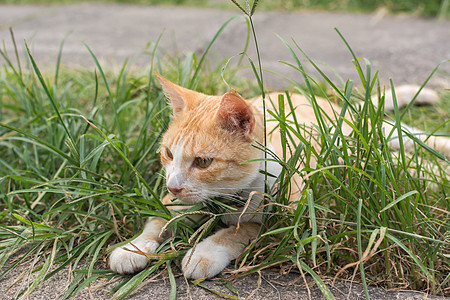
[177,198,198,205]
[176,195,205,205]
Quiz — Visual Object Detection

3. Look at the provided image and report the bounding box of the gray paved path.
[1,3,449,89]
[1,3,449,299]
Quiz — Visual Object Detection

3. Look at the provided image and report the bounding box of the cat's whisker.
[206,194,261,208]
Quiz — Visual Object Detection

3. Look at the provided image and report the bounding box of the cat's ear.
[216,92,255,135]
[157,73,196,118]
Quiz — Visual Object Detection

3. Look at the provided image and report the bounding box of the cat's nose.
[167,186,183,195]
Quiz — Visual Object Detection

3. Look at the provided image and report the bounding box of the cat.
[109,74,449,278]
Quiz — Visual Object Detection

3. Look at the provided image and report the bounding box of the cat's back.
[249,92,342,134]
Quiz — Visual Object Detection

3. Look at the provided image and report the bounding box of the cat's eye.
[193,157,213,169]
[165,147,173,160]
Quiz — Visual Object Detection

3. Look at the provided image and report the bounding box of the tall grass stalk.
[230,0,270,199]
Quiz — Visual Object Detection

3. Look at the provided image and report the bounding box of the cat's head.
[157,74,263,204]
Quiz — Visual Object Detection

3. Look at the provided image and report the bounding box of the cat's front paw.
[182,240,230,279]
[109,239,159,274]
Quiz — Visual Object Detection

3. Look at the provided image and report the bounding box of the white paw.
[182,240,230,279]
[109,239,159,274]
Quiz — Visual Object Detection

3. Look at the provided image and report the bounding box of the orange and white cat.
[109,74,449,278]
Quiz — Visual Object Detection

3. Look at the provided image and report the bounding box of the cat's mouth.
[174,190,246,207]
[173,190,209,205]
[176,196,200,205]
[213,192,246,208]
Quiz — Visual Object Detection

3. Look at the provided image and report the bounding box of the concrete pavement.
[1,3,449,89]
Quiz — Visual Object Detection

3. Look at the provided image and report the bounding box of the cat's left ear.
[216,91,255,135]
[157,73,198,118]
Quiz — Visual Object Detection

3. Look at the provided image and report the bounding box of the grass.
[0,0,448,18]
[1,1,449,299]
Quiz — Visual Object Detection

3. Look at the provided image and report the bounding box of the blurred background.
[0,0,448,18]
[0,0,449,89]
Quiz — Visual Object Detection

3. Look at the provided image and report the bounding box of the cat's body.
[109,74,449,278]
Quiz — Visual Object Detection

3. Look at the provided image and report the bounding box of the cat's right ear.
[156,73,188,118]
[216,91,255,135]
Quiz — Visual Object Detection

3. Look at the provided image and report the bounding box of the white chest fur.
[221,142,282,226]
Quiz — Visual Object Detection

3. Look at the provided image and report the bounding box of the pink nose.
[167,186,183,195]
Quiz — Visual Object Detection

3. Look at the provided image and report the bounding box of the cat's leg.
[370,85,450,156]
[109,216,167,274]
[372,85,439,111]
[109,194,206,274]
[182,222,260,279]
[109,194,177,274]
[383,122,450,158]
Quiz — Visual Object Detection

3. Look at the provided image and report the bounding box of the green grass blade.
[386,233,436,284]
[111,260,165,300]
[167,261,177,300]
[294,259,335,300]
[189,15,240,89]
[0,122,77,165]
[379,190,419,213]
[357,199,370,299]
[83,43,123,140]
